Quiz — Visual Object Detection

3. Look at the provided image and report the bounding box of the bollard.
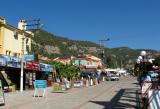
[102,77,105,82]
[86,79,89,87]
[95,78,98,85]
[90,79,93,86]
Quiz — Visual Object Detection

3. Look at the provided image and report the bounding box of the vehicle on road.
[110,75,119,81]
[148,71,159,78]
[106,75,119,81]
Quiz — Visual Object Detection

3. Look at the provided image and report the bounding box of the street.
[1,76,141,109]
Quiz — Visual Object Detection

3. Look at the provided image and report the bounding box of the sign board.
[34,80,46,89]
[24,54,35,61]
[0,80,5,105]
[0,55,6,66]
[40,63,54,72]
[52,82,66,92]
[5,56,21,68]
[25,61,32,70]
[25,62,40,71]
[32,62,40,71]
[74,81,82,88]
[34,80,46,97]
[148,90,160,109]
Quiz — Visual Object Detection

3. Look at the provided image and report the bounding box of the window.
[6,50,8,55]
[8,51,11,56]
[6,50,11,56]
[13,53,17,57]
[14,31,18,40]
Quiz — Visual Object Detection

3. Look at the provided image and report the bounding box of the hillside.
[31,30,159,68]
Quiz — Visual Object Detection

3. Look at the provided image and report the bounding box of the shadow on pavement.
[90,88,141,109]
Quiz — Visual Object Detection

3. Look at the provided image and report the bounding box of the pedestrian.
[141,71,151,109]
[96,70,101,84]
[63,77,69,89]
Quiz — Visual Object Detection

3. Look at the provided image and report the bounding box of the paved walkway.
[0,76,141,109]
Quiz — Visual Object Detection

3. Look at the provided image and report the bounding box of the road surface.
[1,76,141,109]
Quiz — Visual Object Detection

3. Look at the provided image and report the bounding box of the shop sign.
[24,54,34,61]
[40,63,54,72]
[7,56,21,68]
[25,61,33,70]
[0,55,6,66]
[32,62,40,71]
[33,80,46,97]
[34,80,46,88]
[52,82,66,92]
[25,62,40,71]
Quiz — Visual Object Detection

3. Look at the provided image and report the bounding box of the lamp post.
[141,51,146,61]
[20,33,25,92]
[137,51,146,86]
[19,19,42,92]
[99,38,110,66]
[20,20,26,92]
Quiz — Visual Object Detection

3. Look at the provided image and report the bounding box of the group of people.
[135,57,160,109]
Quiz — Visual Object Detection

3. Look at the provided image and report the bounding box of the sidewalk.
[1,87,54,109]
[1,85,90,109]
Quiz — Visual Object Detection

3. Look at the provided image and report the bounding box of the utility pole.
[20,19,42,92]
[99,38,110,66]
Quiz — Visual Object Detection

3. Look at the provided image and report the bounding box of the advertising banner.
[24,54,35,61]
[32,62,40,71]
[6,56,21,68]
[0,55,6,66]
[52,82,66,92]
[34,80,47,89]
[25,62,40,71]
[40,63,54,72]
[25,61,33,70]
[33,80,47,97]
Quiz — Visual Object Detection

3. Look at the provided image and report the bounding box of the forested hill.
[31,30,159,68]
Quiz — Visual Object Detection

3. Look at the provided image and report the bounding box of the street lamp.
[138,51,147,84]
[99,38,110,66]
[141,51,147,57]
[19,19,42,92]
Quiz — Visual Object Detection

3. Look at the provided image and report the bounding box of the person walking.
[141,71,151,109]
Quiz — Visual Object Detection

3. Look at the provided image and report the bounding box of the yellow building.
[0,17,33,58]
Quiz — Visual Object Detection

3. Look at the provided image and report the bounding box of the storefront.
[0,55,21,91]
[40,63,54,86]
[0,54,55,91]
[24,61,40,89]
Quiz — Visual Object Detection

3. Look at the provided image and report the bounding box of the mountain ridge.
[31,30,159,68]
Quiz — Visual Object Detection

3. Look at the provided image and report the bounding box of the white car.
[110,75,119,81]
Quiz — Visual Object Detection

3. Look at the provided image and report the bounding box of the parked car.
[110,75,119,81]
[148,71,159,78]
[106,75,119,81]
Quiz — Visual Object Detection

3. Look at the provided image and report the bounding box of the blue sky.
[1,0,160,50]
